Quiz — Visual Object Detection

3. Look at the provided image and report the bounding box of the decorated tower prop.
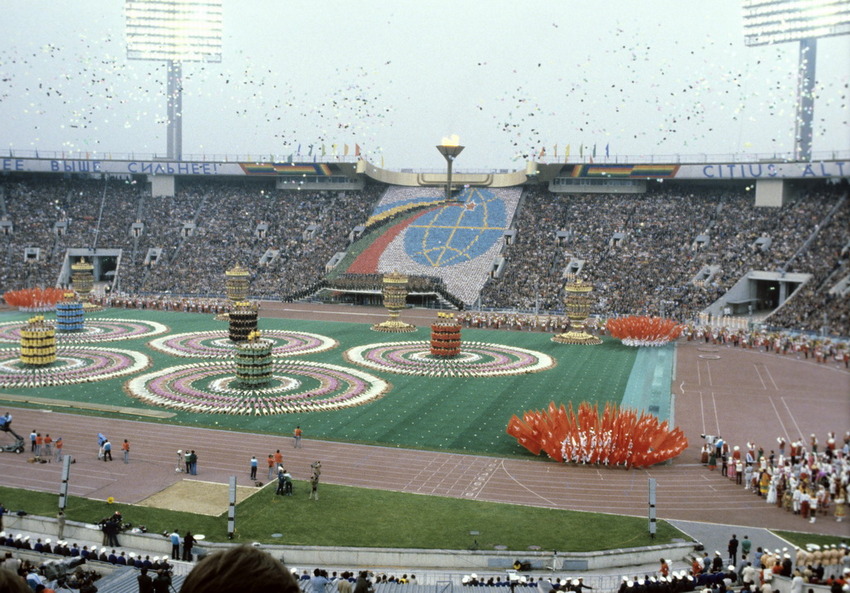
[372,272,416,333]
[71,258,94,298]
[430,312,462,358]
[552,279,602,345]
[225,264,251,304]
[215,264,253,321]
[228,301,259,343]
[235,330,274,388]
[55,292,85,332]
[20,316,57,366]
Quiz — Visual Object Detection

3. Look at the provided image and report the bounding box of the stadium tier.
[0,168,847,336]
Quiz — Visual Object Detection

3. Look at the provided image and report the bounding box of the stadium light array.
[742,0,850,46]
[125,0,223,160]
[126,0,222,62]
[742,0,850,162]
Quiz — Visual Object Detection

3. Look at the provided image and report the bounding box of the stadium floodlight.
[742,0,850,161]
[437,135,465,202]
[125,0,223,160]
[742,0,850,46]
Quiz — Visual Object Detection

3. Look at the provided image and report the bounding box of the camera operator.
[152,567,172,593]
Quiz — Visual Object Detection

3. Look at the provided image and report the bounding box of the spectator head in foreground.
[179,544,299,593]
[0,568,30,593]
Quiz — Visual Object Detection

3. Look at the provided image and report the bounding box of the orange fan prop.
[606,316,684,347]
[3,287,67,311]
[507,401,688,468]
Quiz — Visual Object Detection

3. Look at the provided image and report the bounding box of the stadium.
[1,1,849,592]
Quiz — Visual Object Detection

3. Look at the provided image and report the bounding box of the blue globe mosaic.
[403,188,506,267]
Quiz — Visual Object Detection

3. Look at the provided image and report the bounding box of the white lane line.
[753,364,767,390]
[496,459,560,506]
[767,396,791,442]
[780,396,805,441]
[762,364,779,390]
[711,391,721,435]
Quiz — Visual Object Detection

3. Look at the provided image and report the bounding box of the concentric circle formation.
[148,330,337,358]
[0,318,167,344]
[345,341,555,377]
[126,360,388,415]
[0,347,150,388]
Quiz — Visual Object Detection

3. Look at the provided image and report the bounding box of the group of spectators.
[731,543,850,593]
[2,174,847,338]
[0,176,385,301]
[0,550,101,592]
[478,183,848,335]
[293,567,415,592]
[0,527,178,591]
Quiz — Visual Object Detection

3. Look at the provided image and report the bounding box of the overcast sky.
[1,1,848,170]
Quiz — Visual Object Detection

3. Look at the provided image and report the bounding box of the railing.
[3,148,361,165]
[5,148,849,173]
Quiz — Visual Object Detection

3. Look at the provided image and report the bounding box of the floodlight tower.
[742,0,850,161]
[125,0,223,160]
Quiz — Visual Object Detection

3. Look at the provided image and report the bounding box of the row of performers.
[684,325,849,363]
[93,294,231,314]
[617,571,727,593]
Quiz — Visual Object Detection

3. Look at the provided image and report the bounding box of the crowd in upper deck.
[1,174,847,336]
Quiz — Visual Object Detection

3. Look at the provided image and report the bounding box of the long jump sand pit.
[137,480,262,516]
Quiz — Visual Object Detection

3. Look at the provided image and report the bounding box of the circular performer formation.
[345,341,555,377]
[0,346,150,388]
[0,318,168,345]
[147,330,337,358]
[125,359,389,415]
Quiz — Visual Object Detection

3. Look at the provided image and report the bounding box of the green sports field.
[0,308,666,458]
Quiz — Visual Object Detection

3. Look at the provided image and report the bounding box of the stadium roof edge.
[2,153,849,184]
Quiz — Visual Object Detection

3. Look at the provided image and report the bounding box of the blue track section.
[619,343,676,423]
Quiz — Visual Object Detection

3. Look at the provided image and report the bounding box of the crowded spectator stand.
[552,280,602,345]
[372,272,417,333]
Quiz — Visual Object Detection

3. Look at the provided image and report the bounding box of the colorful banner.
[0,157,847,180]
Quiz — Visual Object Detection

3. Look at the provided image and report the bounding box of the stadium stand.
[1,174,847,335]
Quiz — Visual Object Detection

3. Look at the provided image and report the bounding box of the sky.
[1,0,849,171]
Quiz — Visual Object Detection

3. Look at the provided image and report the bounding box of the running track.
[1,304,848,537]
